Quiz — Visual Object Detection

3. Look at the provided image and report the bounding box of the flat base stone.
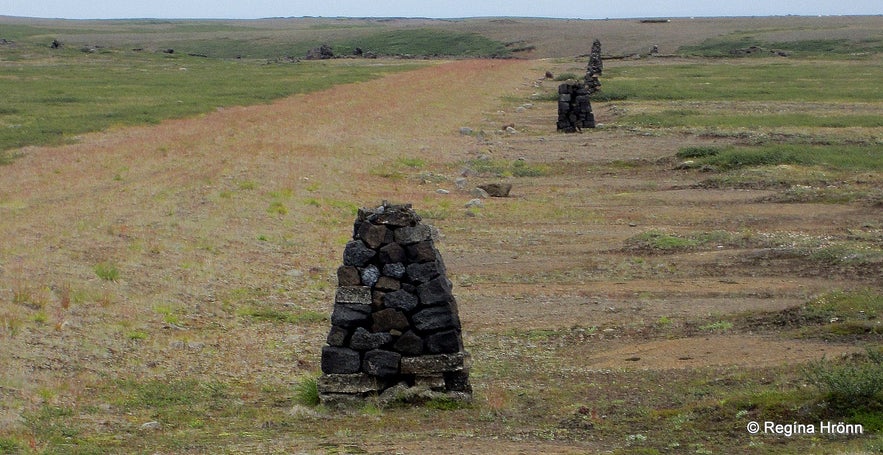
[318,373,387,394]
[400,352,471,375]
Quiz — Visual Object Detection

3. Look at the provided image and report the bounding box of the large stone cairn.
[318,202,471,407]
[557,39,603,132]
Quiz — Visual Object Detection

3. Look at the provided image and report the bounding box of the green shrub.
[625,230,698,252]
[93,262,120,281]
[676,146,726,159]
[554,72,579,81]
[294,376,320,407]
[511,160,548,177]
[804,349,883,408]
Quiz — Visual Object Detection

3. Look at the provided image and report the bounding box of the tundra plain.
[0,15,882,454]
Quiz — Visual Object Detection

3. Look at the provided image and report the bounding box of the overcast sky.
[1,0,880,20]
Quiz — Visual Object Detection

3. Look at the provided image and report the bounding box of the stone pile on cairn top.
[318,201,471,408]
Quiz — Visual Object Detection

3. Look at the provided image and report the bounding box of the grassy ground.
[0,48,423,151]
[3,15,882,60]
[1,16,882,455]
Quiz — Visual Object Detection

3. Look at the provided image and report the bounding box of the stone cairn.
[318,202,472,407]
[557,39,603,132]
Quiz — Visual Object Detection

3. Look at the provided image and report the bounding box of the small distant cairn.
[318,202,472,408]
[586,39,603,92]
[557,39,603,132]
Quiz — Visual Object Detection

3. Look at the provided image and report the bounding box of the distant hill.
[1,15,881,59]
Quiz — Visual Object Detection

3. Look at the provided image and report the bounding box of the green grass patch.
[127,330,149,341]
[803,289,881,324]
[625,111,883,129]
[676,145,730,159]
[370,156,430,180]
[732,290,882,341]
[699,321,733,332]
[685,144,883,172]
[624,230,700,252]
[603,61,883,102]
[267,200,289,215]
[396,157,426,169]
[553,72,579,81]
[0,51,421,152]
[293,376,320,407]
[93,262,120,281]
[337,29,509,58]
[679,34,883,57]
[107,378,234,429]
[465,158,549,177]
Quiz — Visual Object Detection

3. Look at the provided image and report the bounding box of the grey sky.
[1,0,880,20]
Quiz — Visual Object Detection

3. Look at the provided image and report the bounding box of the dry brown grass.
[0,57,535,449]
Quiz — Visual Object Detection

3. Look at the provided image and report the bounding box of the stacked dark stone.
[557,82,595,132]
[318,202,471,407]
[585,39,603,94]
[557,39,603,133]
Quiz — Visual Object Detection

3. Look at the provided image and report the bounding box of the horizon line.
[2,13,881,22]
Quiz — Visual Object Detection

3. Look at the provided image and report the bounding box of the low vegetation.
[679,34,883,57]
[0,50,422,152]
[1,14,881,454]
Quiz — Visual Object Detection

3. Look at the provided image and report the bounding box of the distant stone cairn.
[557,39,603,132]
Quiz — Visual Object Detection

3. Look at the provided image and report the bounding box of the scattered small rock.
[478,183,512,198]
[436,189,450,195]
[470,187,490,199]
[465,199,483,208]
[459,127,474,136]
[140,421,161,431]
[454,177,468,190]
